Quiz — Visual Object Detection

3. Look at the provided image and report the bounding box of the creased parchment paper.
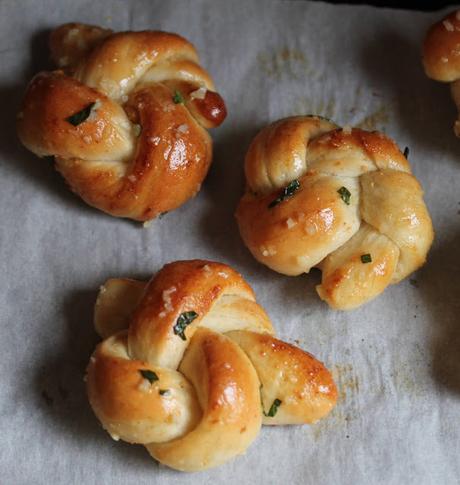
[1,1,459,483]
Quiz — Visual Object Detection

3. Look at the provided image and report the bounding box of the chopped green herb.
[360,253,372,264]
[172,90,185,104]
[268,180,300,208]
[66,102,95,126]
[133,124,142,137]
[173,311,198,340]
[337,186,351,205]
[139,369,159,384]
[159,389,170,396]
[403,146,410,159]
[264,398,282,417]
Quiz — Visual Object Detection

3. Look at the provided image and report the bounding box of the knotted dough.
[236,116,433,309]
[87,260,337,471]
[17,23,226,220]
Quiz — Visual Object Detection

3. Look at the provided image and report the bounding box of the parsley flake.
[172,90,185,104]
[337,186,351,205]
[66,102,96,126]
[173,311,198,341]
[360,253,372,264]
[268,180,300,208]
[139,369,159,384]
[403,146,410,159]
[264,398,282,417]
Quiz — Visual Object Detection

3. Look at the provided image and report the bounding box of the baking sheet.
[1,0,460,483]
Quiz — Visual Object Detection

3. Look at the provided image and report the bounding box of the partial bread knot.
[87,260,337,471]
[423,10,460,136]
[236,116,434,310]
[17,23,226,220]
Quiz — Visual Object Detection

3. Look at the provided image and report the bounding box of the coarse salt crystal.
[162,286,177,313]
[87,99,102,121]
[150,136,161,145]
[218,271,229,279]
[177,123,189,134]
[159,311,166,318]
[444,20,455,32]
[202,264,212,274]
[260,244,276,256]
[318,385,330,393]
[66,28,79,40]
[286,218,297,229]
[163,287,177,299]
[190,86,207,100]
[138,379,152,393]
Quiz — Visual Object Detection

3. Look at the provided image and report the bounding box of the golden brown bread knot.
[87,260,337,472]
[236,116,434,310]
[423,10,460,136]
[17,23,227,221]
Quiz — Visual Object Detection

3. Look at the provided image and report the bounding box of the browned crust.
[17,23,227,221]
[423,10,460,82]
[236,116,433,309]
[86,259,338,471]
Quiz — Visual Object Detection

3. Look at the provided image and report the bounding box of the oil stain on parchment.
[294,78,393,131]
[310,363,360,441]
[332,363,360,402]
[258,47,310,80]
[292,98,390,132]
[388,343,428,398]
[356,105,390,131]
[293,96,337,122]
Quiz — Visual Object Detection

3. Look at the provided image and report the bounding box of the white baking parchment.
[1,0,459,483]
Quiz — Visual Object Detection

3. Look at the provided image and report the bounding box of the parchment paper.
[1,1,459,483]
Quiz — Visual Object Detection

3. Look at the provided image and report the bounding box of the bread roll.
[88,260,337,471]
[17,23,226,220]
[423,10,460,136]
[236,116,433,309]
